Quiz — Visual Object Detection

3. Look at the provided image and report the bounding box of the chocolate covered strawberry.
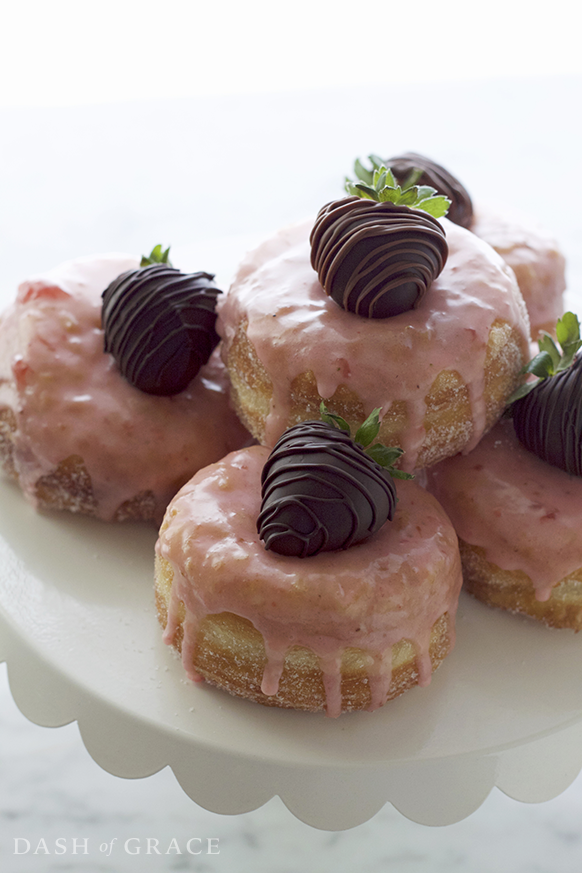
[310,163,450,319]
[257,405,411,558]
[383,151,473,229]
[510,312,582,475]
[102,245,221,395]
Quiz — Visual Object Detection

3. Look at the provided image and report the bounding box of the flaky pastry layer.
[459,539,582,630]
[226,317,525,470]
[0,407,158,521]
[155,553,454,713]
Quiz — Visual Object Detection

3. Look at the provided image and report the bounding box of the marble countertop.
[2,76,582,869]
[2,662,582,872]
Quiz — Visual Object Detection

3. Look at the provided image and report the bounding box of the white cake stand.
[2,469,582,831]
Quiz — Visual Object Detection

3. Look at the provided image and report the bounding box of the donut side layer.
[154,576,454,712]
[0,253,250,522]
[0,413,157,520]
[217,218,530,471]
[225,316,526,471]
[458,540,582,630]
[155,445,463,716]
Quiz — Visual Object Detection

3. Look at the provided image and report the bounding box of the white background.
[2,0,581,108]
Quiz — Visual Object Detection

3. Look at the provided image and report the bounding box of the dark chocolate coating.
[257,420,397,557]
[310,197,448,319]
[386,151,473,229]
[102,264,221,395]
[513,355,582,476]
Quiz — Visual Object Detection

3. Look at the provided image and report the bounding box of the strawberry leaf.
[368,154,384,171]
[507,311,582,412]
[141,244,172,267]
[353,155,384,183]
[537,335,561,372]
[415,185,437,201]
[319,402,350,432]
[556,311,580,346]
[505,380,537,406]
[398,187,420,207]
[354,408,381,447]
[524,350,556,378]
[345,158,450,218]
[366,444,414,479]
[415,195,450,218]
[401,167,424,189]
[386,467,415,480]
[354,157,374,186]
[319,403,413,478]
[377,187,400,204]
[373,168,388,190]
[347,181,378,200]
[556,312,582,367]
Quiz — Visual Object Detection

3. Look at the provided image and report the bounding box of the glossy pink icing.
[472,206,565,336]
[217,217,530,470]
[0,253,249,522]
[157,445,463,717]
[425,419,582,601]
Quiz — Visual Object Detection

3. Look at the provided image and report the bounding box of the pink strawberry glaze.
[0,253,250,522]
[471,206,566,336]
[217,217,530,470]
[157,445,463,717]
[425,419,582,602]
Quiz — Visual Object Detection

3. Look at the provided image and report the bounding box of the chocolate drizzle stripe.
[322,229,446,278]
[262,431,394,493]
[108,273,215,353]
[335,242,445,315]
[263,460,384,526]
[260,471,363,553]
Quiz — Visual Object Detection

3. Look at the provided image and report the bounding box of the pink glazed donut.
[0,253,249,522]
[155,444,463,717]
[425,419,582,629]
[217,217,531,472]
[472,206,566,340]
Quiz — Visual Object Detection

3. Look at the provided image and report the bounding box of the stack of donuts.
[1,152,576,717]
